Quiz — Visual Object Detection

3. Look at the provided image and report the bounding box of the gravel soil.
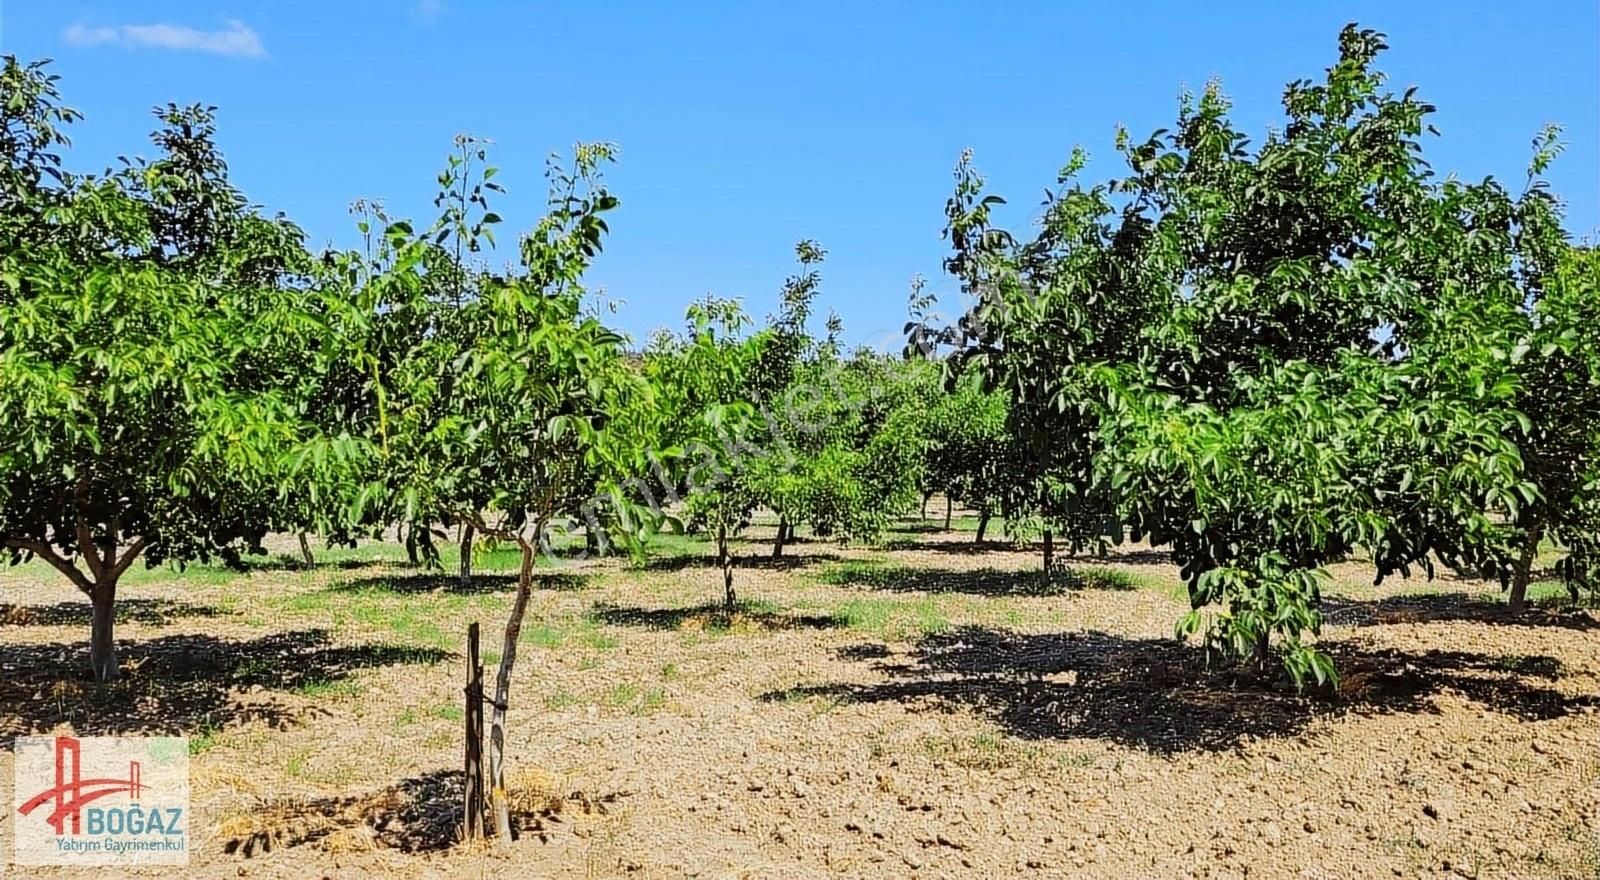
[2,522,1597,879]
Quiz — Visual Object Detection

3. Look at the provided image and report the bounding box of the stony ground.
[2,518,1598,879]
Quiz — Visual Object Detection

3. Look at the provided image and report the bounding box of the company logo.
[11,735,189,866]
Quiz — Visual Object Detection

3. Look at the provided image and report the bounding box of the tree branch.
[110,537,148,581]
[3,538,95,595]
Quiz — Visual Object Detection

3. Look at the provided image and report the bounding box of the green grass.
[1060,565,1150,592]
[431,704,464,723]
[188,723,222,756]
[545,690,581,709]
[607,683,667,715]
[833,596,949,640]
[521,616,617,651]
[291,676,361,699]
[818,559,902,587]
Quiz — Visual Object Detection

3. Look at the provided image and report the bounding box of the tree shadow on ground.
[590,601,844,632]
[821,563,1141,596]
[882,541,1173,569]
[245,554,408,573]
[221,768,624,856]
[0,629,449,746]
[1321,592,1600,631]
[761,626,1598,754]
[334,571,588,595]
[636,552,842,573]
[0,599,221,628]
[885,538,1014,554]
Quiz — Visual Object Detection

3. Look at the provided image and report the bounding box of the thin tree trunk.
[718,521,736,611]
[459,524,475,589]
[585,527,602,557]
[1508,525,1543,613]
[772,516,788,558]
[975,510,991,543]
[920,493,929,521]
[1042,529,1054,585]
[944,496,953,531]
[297,533,315,568]
[487,538,537,841]
[405,523,421,567]
[89,581,118,682]
[1253,629,1271,674]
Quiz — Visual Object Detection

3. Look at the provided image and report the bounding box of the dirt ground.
[2,519,1598,879]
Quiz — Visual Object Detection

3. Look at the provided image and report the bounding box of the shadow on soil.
[335,571,588,595]
[591,601,844,632]
[882,541,1175,569]
[222,768,623,856]
[0,599,221,627]
[1321,592,1600,631]
[245,554,407,573]
[637,552,842,573]
[0,629,449,746]
[821,562,1142,596]
[762,626,1599,754]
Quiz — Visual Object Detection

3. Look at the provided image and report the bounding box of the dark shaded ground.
[336,571,587,595]
[637,552,842,573]
[222,768,625,856]
[0,629,449,745]
[245,555,405,573]
[820,562,1140,596]
[763,626,1599,753]
[1321,591,1600,631]
[0,598,221,627]
[591,601,844,632]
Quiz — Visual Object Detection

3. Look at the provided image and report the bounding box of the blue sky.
[2,1,1596,346]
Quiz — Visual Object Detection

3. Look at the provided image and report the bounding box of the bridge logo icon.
[11,734,189,867]
[17,736,144,836]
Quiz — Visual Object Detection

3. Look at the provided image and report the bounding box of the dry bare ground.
[2,519,1598,878]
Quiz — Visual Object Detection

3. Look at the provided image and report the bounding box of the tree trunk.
[297,533,315,568]
[1508,525,1543,613]
[920,493,929,520]
[487,539,537,842]
[1042,529,1054,584]
[718,522,736,611]
[89,582,119,682]
[1253,629,1272,674]
[975,510,991,543]
[944,496,953,531]
[459,524,475,589]
[772,516,788,558]
[405,523,421,567]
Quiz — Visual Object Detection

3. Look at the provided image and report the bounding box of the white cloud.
[62,19,265,59]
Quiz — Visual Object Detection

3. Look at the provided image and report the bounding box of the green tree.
[646,297,763,609]
[344,142,659,838]
[0,61,341,680]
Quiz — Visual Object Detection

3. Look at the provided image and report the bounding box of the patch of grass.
[291,676,361,699]
[545,691,581,709]
[285,749,312,779]
[188,723,222,756]
[921,733,1060,772]
[1061,565,1148,592]
[819,559,903,588]
[833,596,949,640]
[431,704,464,723]
[660,662,680,680]
[606,683,667,715]
[521,616,617,651]
[271,590,334,614]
